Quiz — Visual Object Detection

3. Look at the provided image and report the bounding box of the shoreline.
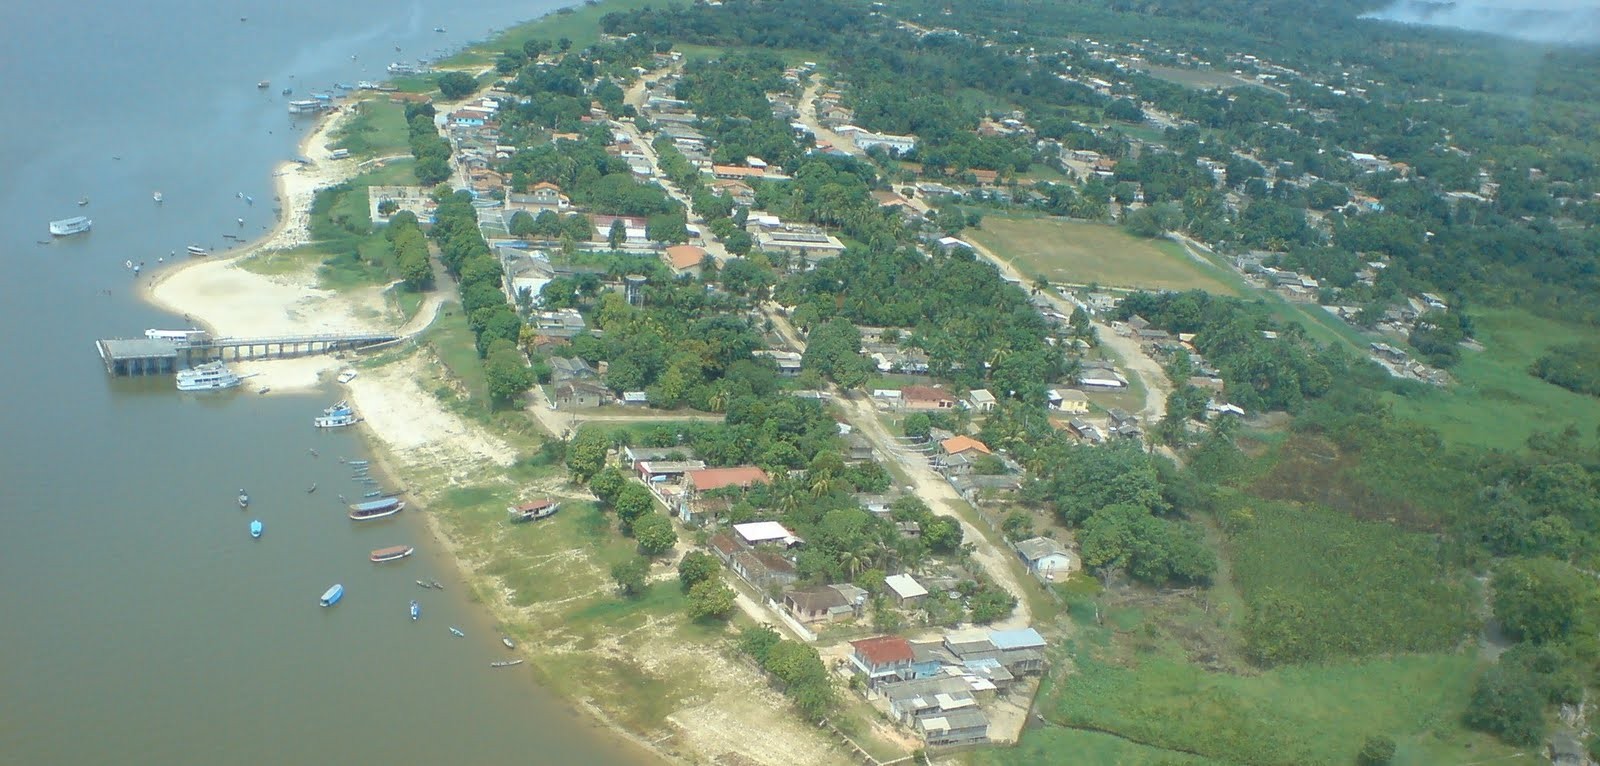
[139,95,692,765]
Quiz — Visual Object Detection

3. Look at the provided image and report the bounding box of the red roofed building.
[665,244,707,276]
[940,435,991,457]
[901,385,956,411]
[687,466,770,493]
[849,635,916,685]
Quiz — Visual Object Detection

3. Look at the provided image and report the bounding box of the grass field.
[1388,307,1600,450]
[966,217,1239,295]
[1137,64,1259,91]
[329,100,413,158]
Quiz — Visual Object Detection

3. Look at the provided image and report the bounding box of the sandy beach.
[144,93,854,766]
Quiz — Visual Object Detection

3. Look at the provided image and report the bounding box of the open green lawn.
[966,217,1239,295]
[1046,644,1516,766]
[972,726,1223,766]
[1137,63,1259,91]
[1388,307,1600,450]
[329,100,413,158]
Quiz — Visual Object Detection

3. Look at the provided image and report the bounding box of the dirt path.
[796,80,860,157]
[835,391,1034,630]
[764,304,1032,629]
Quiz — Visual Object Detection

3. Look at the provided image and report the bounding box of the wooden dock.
[96,332,401,375]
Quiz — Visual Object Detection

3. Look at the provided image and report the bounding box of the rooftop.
[688,466,770,492]
[851,635,916,666]
[732,520,794,544]
[940,435,992,455]
[884,573,929,599]
[988,627,1046,651]
[665,244,707,270]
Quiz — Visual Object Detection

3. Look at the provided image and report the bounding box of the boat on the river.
[77,197,89,207]
[307,483,317,494]
[363,490,385,498]
[508,498,559,523]
[257,80,269,89]
[49,216,92,236]
[448,627,465,638]
[346,459,369,467]
[348,496,404,521]
[491,660,523,668]
[237,489,250,509]
[370,545,414,563]
[153,191,163,204]
[186,245,209,256]
[502,636,516,649]
[178,362,241,392]
[249,519,262,539]
[410,600,420,621]
[314,407,361,429]
[319,584,344,607]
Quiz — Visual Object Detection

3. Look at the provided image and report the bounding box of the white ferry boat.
[175,362,242,392]
[50,216,92,236]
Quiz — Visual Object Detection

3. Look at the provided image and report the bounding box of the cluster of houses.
[846,627,1047,747]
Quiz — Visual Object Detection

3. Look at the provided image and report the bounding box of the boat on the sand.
[319,584,344,607]
[508,498,559,523]
[502,636,516,649]
[370,545,414,563]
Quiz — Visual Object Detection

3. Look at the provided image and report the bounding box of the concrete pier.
[96,332,401,375]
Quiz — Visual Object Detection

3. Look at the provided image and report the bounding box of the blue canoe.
[410,600,420,621]
[249,519,263,539]
[320,584,344,607]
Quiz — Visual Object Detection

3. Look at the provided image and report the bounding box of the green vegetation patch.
[439,0,659,67]
[965,216,1239,295]
[1389,308,1600,450]
[1229,502,1476,666]
[1050,646,1513,765]
[973,726,1224,766]
[329,100,413,158]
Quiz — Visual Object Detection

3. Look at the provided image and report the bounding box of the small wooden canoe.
[370,545,414,563]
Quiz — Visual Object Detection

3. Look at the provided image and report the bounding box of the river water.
[0,2,653,764]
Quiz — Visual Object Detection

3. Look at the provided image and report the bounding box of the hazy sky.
[1364,0,1600,45]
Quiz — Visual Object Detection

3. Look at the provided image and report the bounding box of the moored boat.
[153,191,163,204]
[314,411,361,428]
[186,245,210,256]
[508,498,559,523]
[448,627,465,638]
[257,80,270,88]
[319,584,344,607]
[348,496,404,521]
[346,459,369,467]
[370,545,414,563]
[363,490,385,498]
[490,660,524,668]
[237,489,249,508]
[502,636,516,649]
[307,483,317,494]
[337,369,359,384]
[410,600,420,621]
[178,362,241,392]
[250,519,262,539]
[49,216,92,236]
